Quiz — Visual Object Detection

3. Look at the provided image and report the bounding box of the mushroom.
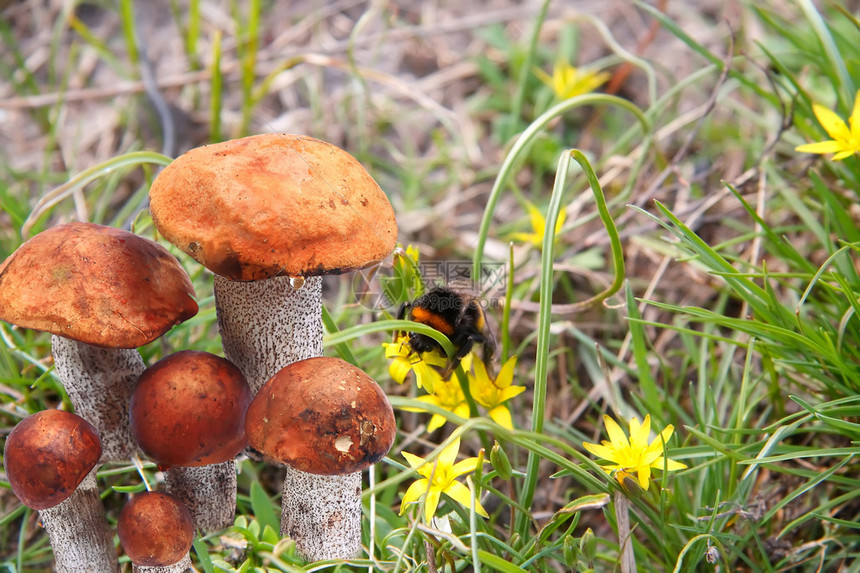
[245,356,396,561]
[130,350,251,532]
[0,222,198,462]
[147,133,398,393]
[4,410,117,572]
[118,491,194,573]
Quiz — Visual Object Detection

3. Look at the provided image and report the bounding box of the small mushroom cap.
[0,222,198,348]
[245,356,396,475]
[130,350,251,467]
[3,410,102,510]
[148,133,398,281]
[117,491,194,567]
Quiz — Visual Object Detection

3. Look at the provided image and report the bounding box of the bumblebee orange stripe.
[410,307,455,335]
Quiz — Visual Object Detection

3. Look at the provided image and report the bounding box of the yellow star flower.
[535,57,610,101]
[795,90,860,161]
[383,334,445,393]
[410,375,470,432]
[400,438,488,523]
[509,199,566,249]
[583,414,686,491]
[468,356,524,430]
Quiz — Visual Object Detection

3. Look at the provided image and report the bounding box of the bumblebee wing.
[481,321,497,364]
[467,298,497,375]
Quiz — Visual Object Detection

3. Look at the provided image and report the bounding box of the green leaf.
[790,395,860,438]
[626,282,661,417]
[260,524,280,545]
[193,536,215,573]
[249,480,279,535]
[558,493,611,514]
[477,549,530,572]
[111,483,146,494]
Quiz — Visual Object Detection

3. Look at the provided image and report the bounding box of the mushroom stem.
[131,555,192,573]
[214,275,323,394]
[39,469,118,573]
[51,335,144,462]
[165,462,237,533]
[217,276,365,559]
[280,468,362,561]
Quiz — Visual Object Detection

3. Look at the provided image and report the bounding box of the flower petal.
[534,66,554,89]
[849,90,860,134]
[659,423,674,441]
[603,416,629,449]
[498,385,526,402]
[583,441,619,463]
[424,349,449,368]
[576,70,610,97]
[812,103,852,141]
[636,465,651,489]
[653,456,687,471]
[832,150,856,161]
[402,451,429,473]
[553,206,567,235]
[414,394,441,407]
[400,478,430,514]
[443,480,489,518]
[438,438,461,469]
[641,448,663,467]
[427,413,448,433]
[424,488,442,523]
[795,140,845,155]
[628,416,648,449]
[495,356,517,388]
[388,358,411,384]
[509,231,540,245]
[471,357,491,387]
[384,337,409,358]
[414,362,443,393]
[453,402,471,420]
[525,201,546,236]
[449,456,483,479]
[488,405,514,430]
[460,352,474,372]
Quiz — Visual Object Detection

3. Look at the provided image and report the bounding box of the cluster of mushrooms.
[0,134,400,572]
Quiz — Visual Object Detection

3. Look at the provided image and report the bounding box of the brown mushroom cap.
[148,133,398,281]
[3,410,102,510]
[130,350,251,467]
[117,491,194,567]
[0,222,198,348]
[245,356,396,475]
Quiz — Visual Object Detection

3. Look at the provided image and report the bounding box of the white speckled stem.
[214,275,323,394]
[132,554,191,573]
[281,468,362,561]
[215,274,365,560]
[165,462,237,533]
[40,470,118,573]
[51,335,144,463]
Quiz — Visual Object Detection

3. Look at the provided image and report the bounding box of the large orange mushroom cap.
[148,133,398,281]
[4,410,102,510]
[0,222,198,348]
[246,356,396,475]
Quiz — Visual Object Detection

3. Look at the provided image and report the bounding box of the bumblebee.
[397,286,496,378]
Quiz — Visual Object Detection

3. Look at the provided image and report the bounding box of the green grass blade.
[626,283,661,417]
[477,550,530,572]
